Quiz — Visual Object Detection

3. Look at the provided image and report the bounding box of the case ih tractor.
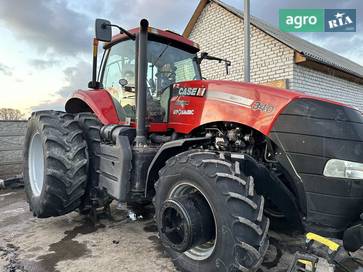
[23,19,363,271]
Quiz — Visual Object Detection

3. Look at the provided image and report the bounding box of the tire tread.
[155,149,269,271]
[25,110,88,218]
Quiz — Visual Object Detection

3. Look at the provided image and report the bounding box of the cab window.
[146,40,200,122]
[101,38,200,123]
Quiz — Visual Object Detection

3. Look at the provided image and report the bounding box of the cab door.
[101,39,136,121]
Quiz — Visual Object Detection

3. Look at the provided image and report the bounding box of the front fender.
[65,90,119,124]
[145,137,212,197]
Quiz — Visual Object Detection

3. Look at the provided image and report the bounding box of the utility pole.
[244,0,251,82]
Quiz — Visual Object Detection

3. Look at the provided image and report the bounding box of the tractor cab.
[95,22,201,124]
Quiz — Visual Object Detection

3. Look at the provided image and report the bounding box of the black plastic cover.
[270,98,363,236]
[98,127,135,201]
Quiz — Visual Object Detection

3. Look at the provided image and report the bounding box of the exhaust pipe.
[134,19,149,146]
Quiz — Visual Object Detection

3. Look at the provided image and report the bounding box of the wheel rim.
[28,132,45,196]
[168,182,217,261]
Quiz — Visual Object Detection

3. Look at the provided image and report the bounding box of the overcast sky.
[0,0,361,116]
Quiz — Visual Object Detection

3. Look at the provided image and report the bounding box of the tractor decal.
[172,84,206,97]
[251,101,275,113]
[172,109,195,115]
[206,90,255,109]
[174,99,190,107]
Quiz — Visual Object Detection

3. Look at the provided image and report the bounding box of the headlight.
[323,159,363,179]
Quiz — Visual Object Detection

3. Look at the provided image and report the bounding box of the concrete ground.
[0,188,361,272]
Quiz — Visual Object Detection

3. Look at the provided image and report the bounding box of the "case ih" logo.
[173,84,206,97]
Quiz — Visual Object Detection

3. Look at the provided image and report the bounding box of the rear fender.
[65,90,119,124]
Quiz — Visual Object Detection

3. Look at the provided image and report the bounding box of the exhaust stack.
[134,19,149,146]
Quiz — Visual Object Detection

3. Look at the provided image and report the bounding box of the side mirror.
[200,52,208,59]
[197,52,231,75]
[225,60,231,75]
[95,18,112,42]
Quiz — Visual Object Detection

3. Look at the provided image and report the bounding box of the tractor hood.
[169,80,351,135]
[169,79,363,236]
[175,79,349,107]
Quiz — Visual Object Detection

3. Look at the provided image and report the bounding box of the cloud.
[31,61,92,113]
[30,97,66,113]
[105,0,198,33]
[0,0,198,61]
[0,0,92,56]
[0,63,12,76]
[57,61,92,98]
[299,32,363,66]
[28,58,60,70]
[247,0,363,26]
[226,0,363,66]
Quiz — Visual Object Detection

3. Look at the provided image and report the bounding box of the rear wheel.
[154,150,269,272]
[74,112,107,212]
[23,111,88,218]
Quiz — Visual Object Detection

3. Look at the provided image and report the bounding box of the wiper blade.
[152,43,171,67]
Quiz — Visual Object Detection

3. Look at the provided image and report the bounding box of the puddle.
[22,221,105,272]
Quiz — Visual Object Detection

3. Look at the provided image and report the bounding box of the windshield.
[102,39,200,122]
[146,40,201,95]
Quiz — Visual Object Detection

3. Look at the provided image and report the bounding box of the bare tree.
[0,108,25,120]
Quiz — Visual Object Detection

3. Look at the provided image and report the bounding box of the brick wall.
[291,64,363,111]
[188,1,363,111]
[189,2,294,83]
[0,121,27,179]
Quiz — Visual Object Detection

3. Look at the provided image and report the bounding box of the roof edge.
[183,0,209,37]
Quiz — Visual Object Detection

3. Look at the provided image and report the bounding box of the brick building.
[183,0,363,111]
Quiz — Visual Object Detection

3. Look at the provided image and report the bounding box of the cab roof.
[105,27,200,53]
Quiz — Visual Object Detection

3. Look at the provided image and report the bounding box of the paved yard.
[0,188,360,272]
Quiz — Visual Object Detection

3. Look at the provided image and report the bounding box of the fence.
[0,120,27,179]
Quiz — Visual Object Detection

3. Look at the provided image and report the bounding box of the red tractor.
[23,19,363,271]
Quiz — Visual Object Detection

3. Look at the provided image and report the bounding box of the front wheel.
[154,150,269,272]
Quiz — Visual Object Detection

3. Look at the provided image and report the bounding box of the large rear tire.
[23,111,88,218]
[154,150,269,272]
[74,112,105,212]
